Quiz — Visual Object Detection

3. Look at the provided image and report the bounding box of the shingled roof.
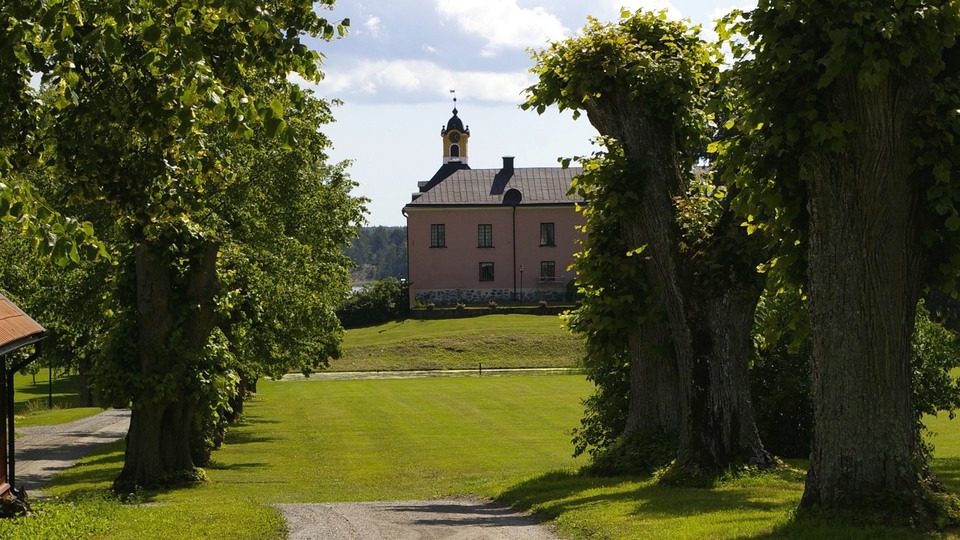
[407,165,583,207]
[0,293,45,356]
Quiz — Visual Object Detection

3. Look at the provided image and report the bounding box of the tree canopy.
[0,0,363,489]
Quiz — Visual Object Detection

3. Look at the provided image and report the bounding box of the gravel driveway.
[14,409,130,492]
[276,498,561,539]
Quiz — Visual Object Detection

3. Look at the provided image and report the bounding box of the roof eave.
[0,332,46,356]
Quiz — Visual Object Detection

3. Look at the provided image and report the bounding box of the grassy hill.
[331,314,585,371]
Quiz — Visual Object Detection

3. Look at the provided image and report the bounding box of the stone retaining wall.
[409,305,571,319]
[414,287,566,306]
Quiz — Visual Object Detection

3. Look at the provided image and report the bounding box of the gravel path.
[279,367,582,381]
[276,498,561,540]
[14,409,130,492]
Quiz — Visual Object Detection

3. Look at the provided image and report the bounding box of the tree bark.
[800,75,928,515]
[677,278,770,471]
[77,356,94,408]
[624,318,681,436]
[613,106,691,446]
[115,238,220,490]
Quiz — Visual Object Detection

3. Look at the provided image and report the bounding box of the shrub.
[750,293,960,458]
[336,278,409,329]
[585,429,676,477]
[750,291,813,458]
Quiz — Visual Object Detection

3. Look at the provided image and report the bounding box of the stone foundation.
[414,287,566,306]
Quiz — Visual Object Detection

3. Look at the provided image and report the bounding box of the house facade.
[403,104,585,306]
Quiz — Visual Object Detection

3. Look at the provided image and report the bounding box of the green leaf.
[264,116,284,138]
[946,214,960,232]
[270,98,284,119]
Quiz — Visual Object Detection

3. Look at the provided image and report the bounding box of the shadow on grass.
[224,429,277,446]
[501,469,958,539]
[756,515,948,539]
[15,376,86,411]
[46,415,276,501]
[933,457,960,493]
[205,460,270,471]
[235,414,281,425]
[500,470,782,521]
[44,440,128,500]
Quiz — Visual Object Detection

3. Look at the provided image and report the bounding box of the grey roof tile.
[406,167,582,207]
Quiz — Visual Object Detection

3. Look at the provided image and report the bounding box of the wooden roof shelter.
[0,292,45,501]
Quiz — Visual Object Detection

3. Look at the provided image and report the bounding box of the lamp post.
[519,264,524,303]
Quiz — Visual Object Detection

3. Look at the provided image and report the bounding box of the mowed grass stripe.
[235,376,591,502]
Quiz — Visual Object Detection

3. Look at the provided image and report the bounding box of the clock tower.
[441,97,469,165]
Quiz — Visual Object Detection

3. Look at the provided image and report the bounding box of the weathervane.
[450,89,457,114]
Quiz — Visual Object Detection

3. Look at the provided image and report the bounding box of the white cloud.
[306,60,535,104]
[363,16,383,38]
[435,0,569,56]
[422,44,438,54]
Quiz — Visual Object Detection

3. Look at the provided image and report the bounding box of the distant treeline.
[344,226,407,281]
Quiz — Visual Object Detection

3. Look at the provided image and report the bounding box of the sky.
[300,1,754,226]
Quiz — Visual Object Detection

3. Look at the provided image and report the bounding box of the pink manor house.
[403,104,586,307]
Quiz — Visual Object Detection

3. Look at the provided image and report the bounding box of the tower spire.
[441,90,469,165]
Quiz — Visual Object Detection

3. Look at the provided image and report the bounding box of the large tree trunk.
[624,318,681,436]
[115,239,220,490]
[589,98,771,474]
[614,107,691,446]
[800,76,928,516]
[677,280,771,472]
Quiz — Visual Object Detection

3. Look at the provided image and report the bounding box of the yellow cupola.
[441,97,469,165]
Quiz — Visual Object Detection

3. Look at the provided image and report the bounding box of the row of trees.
[342,226,408,281]
[0,1,363,489]
[527,4,960,527]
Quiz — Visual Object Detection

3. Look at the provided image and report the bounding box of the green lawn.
[11,369,105,426]
[0,375,591,539]
[3,315,956,538]
[334,315,584,371]
[1,372,958,539]
[13,369,83,409]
